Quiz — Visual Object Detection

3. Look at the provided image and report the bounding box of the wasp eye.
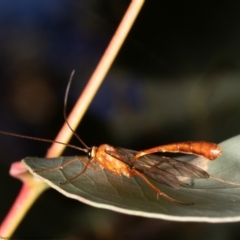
[87,150,92,159]
[88,147,96,159]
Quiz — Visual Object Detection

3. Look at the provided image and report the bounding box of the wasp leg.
[34,157,102,175]
[34,157,102,185]
[81,161,102,171]
[132,168,193,205]
[34,157,80,174]
[75,157,102,170]
[60,157,103,185]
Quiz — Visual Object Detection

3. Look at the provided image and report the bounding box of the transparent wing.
[106,147,209,189]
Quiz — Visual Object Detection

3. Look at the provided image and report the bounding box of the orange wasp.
[79,141,222,205]
[0,131,222,205]
[0,72,224,205]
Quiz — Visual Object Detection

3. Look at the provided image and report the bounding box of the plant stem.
[0,176,48,237]
[47,0,145,157]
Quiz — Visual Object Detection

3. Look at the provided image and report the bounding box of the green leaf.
[22,135,240,222]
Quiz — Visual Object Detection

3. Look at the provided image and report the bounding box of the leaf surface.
[22,135,240,222]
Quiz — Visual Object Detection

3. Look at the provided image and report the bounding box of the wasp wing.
[106,147,209,189]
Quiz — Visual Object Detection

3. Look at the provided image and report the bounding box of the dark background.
[1,1,240,239]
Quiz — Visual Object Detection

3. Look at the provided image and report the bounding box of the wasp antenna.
[0,130,88,153]
[63,70,89,149]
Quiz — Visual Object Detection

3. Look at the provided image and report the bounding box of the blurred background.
[1,0,240,239]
